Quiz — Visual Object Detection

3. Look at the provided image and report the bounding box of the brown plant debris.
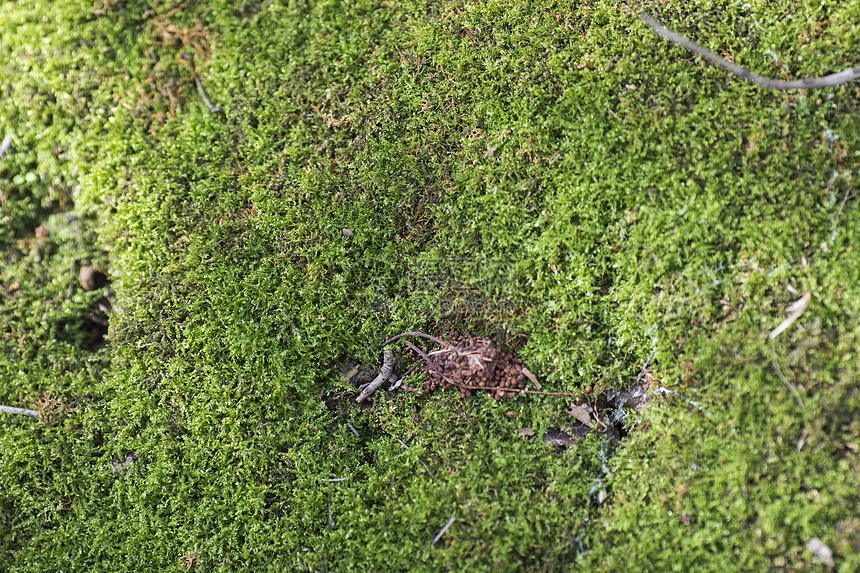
[384,331,533,400]
[14,390,79,425]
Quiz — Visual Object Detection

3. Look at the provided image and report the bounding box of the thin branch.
[638,13,860,90]
[355,350,395,403]
[403,340,439,372]
[835,186,856,216]
[0,405,40,420]
[194,76,221,112]
[435,378,583,398]
[346,421,360,437]
[431,514,456,546]
[381,331,446,347]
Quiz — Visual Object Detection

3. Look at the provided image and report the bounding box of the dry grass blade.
[522,367,541,389]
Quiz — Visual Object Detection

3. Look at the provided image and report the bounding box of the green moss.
[1,0,859,570]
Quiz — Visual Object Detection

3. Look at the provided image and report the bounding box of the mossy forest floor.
[1,0,859,570]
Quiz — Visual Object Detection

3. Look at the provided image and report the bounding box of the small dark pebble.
[79,266,107,291]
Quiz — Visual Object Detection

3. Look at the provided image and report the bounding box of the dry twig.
[766,290,809,408]
[639,13,860,90]
[346,421,360,437]
[355,350,395,403]
[382,331,446,347]
[0,405,39,420]
[431,514,456,546]
[194,76,220,113]
[403,340,438,371]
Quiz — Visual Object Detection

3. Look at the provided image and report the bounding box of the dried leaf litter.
[384,331,531,399]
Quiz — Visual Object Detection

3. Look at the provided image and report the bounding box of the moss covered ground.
[1,0,858,570]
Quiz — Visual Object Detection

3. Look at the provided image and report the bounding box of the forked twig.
[639,13,860,90]
[355,350,395,403]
